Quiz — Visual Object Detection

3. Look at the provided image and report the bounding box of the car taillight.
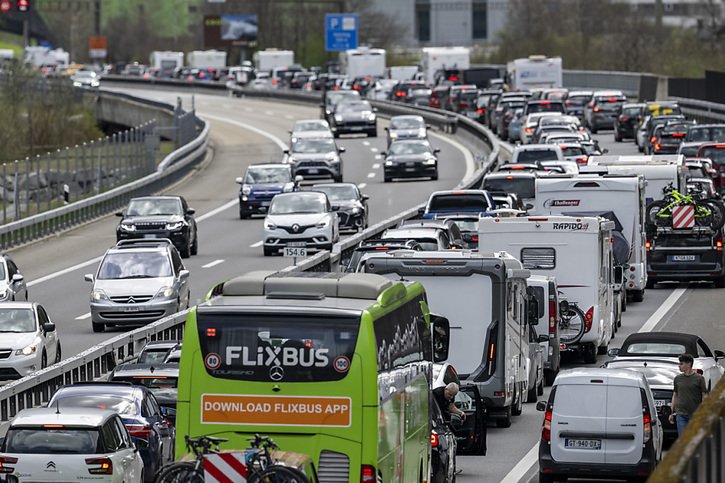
[361,465,376,483]
[716,239,723,252]
[86,457,113,475]
[593,107,600,112]
[650,136,657,144]
[431,431,439,448]
[672,132,685,137]
[477,108,484,114]
[471,235,479,242]
[584,306,594,332]
[459,102,469,108]
[525,127,533,134]
[0,456,18,474]
[542,408,552,441]
[549,299,557,335]
[127,424,153,438]
[646,240,652,252]
[576,156,588,165]
[654,144,661,151]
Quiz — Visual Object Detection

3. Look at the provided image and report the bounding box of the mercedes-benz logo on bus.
[292,224,300,233]
[269,366,284,381]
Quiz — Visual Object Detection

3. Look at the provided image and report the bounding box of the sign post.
[325,13,358,52]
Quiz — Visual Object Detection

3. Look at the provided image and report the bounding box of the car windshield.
[699,147,725,163]
[390,118,424,130]
[270,194,326,214]
[413,238,439,251]
[294,121,327,132]
[111,375,178,389]
[389,142,429,155]
[687,126,725,142]
[528,102,565,114]
[337,101,372,113]
[98,252,173,279]
[126,198,182,216]
[429,195,491,212]
[622,342,687,355]
[313,185,356,202]
[566,95,590,106]
[622,106,641,116]
[560,146,586,157]
[450,220,478,232]
[244,167,290,184]
[484,177,535,199]
[0,309,35,333]
[52,395,137,415]
[291,138,337,154]
[4,428,102,454]
[138,349,171,364]
[517,150,559,162]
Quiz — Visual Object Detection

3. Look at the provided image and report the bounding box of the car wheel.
[631,289,645,302]
[538,472,556,483]
[431,172,439,181]
[384,176,392,183]
[496,405,512,428]
[614,132,622,142]
[526,380,537,403]
[598,342,609,356]
[92,321,105,333]
[190,233,198,256]
[544,369,558,386]
[179,240,191,259]
[239,210,250,220]
[55,344,61,364]
[714,274,725,288]
[512,383,523,416]
[583,343,597,364]
[263,247,275,257]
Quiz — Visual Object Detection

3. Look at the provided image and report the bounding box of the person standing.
[669,353,708,436]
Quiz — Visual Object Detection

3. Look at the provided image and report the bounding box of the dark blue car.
[235,163,300,219]
[47,382,174,482]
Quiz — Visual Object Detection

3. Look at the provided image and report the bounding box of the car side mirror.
[338,146,346,153]
[384,127,389,131]
[607,348,620,357]
[434,148,441,154]
[602,148,609,154]
[235,176,244,184]
[559,300,569,314]
[115,211,124,217]
[43,322,56,333]
[84,274,94,283]
[186,208,195,215]
[134,437,149,450]
[614,266,623,284]
[288,130,292,134]
[537,335,549,343]
[179,269,190,279]
[331,206,340,211]
[431,314,450,363]
[536,401,547,412]
[319,104,324,108]
[525,203,534,210]
[380,151,387,156]
[11,273,23,282]
[715,350,725,359]
[372,107,378,112]
[294,175,304,184]
[362,194,369,201]
[283,149,290,155]
[527,298,539,325]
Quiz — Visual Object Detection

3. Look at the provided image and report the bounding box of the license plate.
[565,439,601,450]
[406,162,416,167]
[260,201,270,207]
[405,168,416,172]
[655,399,668,408]
[671,255,696,262]
[284,247,307,258]
[124,306,141,312]
[308,169,319,174]
[288,241,306,247]
[143,234,158,239]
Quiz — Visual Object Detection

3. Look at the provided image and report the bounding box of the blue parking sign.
[325,13,358,52]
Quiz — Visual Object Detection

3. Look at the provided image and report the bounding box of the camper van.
[358,250,531,429]
[533,173,648,303]
[479,216,615,364]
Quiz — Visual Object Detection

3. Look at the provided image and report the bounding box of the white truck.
[340,47,386,79]
[253,49,294,73]
[149,51,183,77]
[387,65,420,82]
[421,46,470,85]
[186,50,227,69]
[479,215,616,364]
[24,47,69,69]
[506,55,563,90]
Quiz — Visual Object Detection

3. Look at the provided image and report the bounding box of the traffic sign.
[0,1,11,13]
[325,13,358,52]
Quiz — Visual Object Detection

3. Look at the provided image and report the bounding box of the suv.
[116,196,198,258]
[84,239,191,333]
[584,92,627,133]
[284,137,345,182]
[614,102,646,141]
[0,254,27,302]
[235,163,300,219]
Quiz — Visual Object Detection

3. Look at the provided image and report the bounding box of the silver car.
[263,191,339,256]
[0,302,60,379]
[385,115,428,147]
[289,119,333,143]
[0,254,28,302]
[84,239,190,333]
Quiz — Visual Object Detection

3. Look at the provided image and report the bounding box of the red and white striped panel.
[672,205,695,229]
[204,452,249,483]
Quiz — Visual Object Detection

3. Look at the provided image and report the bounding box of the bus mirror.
[430,314,450,363]
[614,266,623,284]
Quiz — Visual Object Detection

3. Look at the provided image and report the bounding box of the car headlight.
[385,160,394,166]
[424,158,437,165]
[91,81,100,87]
[264,220,277,230]
[73,81,82,87]
[91,289,108,302]
[325,153,337,160]
[283,182,295,192]
[316,219,330,229]
[335,115,343,122]
[368,113,377,121]
[16,344,37,356]
[165,221,184,230]
[390,131,399,139]
[418,128,427,138]
[352,207,361,215]
[119,223,136,232]
[154,286,175,299]
[242,184,252,195]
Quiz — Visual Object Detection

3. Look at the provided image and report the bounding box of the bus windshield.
[197,312,360,382]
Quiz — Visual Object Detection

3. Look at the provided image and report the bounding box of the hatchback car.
[284,137,345,182]
[84,239,191,333]
[235,163,300,219]
[109,363,180,424]
[116,196,198,258]
[71,70,100,88]
[382,139,439,182]
[0,254,27,302]
[331,100,377,137]
[614,102,646,141]
[0,407,144,482]
[422,189,494,219]
[385,115,428,147]
[584,92,627,133]
[312,182,369,232]
[380,227,452,251]
[262,191,340,256]
[48,383,174,482]
[0,302,60,380]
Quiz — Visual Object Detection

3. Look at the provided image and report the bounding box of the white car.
[289,119,333,143]
[263,191,339,256]
[0,302,60,379]
[0,407,145,482]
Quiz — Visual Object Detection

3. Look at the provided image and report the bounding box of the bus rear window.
[428,195,491,212]
[197,312,360,382]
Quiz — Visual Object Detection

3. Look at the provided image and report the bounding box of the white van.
[587,155,688,204]
[527,275,561,386]
[358,250,532,429]
[533,174,648,303]
[479,215,615,363]
[537,368,663,483]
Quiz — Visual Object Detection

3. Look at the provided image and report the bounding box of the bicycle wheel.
[645,200,669,227]
[156,462,204,483]
[248,465,311,483]
[559,305,586,344]
[701,199,725,230]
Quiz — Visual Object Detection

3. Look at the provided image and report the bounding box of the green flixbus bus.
[175,270,460,482]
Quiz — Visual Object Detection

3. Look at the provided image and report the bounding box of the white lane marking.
[362,141,370,146]
[202,259,225,269]
[500,286,688,483]
[200,113,287,150]
[357,183,367,189]
[284,114,294,120]
[370,147,378,153]
[197,199,237,221]
[638,287,688,333]
[367,172,376,178]
[374,154,382,160]
[429,130,476,182]
[244,107,252,112]
[499,443,538,483]
[372,163,381,169]
[28,256,103,287]
[265,111,274,116]
[250,241,263,248]
[75,313,91,320]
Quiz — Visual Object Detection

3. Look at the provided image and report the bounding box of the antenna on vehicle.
[55,399,61,415]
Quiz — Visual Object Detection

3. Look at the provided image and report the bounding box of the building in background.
[621,0,723,28]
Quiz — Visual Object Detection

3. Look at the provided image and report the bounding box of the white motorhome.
[186,50,227,69]
[359,250,531,429]
[387,65,420,81]
[149,51,183,77]
[253,49,294,73]
[534,174,648,302]
[340,47,386,79]
[24,47,69,69]
[479,216,615,364]
[421,46,470,85]
[587,155,688,204]
[506,56,563,90]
